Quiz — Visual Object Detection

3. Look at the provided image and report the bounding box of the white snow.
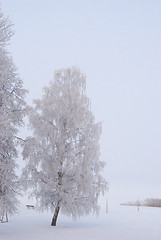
[1,203,161,240]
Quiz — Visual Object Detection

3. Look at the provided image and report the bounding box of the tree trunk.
[51,172,62,226]
[51,205,60,226]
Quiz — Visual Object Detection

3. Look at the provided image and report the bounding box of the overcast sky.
[1,0,161,204]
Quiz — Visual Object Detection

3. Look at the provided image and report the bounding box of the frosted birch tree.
[22,68,107,226]
[0,8,27,217]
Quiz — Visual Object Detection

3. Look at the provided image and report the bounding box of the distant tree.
[22,68,107,226]
[0,8,27,217]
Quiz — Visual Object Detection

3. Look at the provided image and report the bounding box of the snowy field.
[1,204,161,240]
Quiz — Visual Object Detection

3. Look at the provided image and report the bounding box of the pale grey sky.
[1,0,161,203]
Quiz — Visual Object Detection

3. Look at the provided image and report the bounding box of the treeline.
[121,198,161,208]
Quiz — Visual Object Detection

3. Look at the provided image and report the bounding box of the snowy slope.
[0,204,161,240]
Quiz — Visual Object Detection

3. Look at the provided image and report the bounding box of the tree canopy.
[22,68,107,226]
[0,8,27,216]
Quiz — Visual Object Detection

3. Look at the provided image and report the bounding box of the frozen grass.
[0,204,161,240]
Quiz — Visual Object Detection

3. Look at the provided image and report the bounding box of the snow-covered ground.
[1,204,161,240]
